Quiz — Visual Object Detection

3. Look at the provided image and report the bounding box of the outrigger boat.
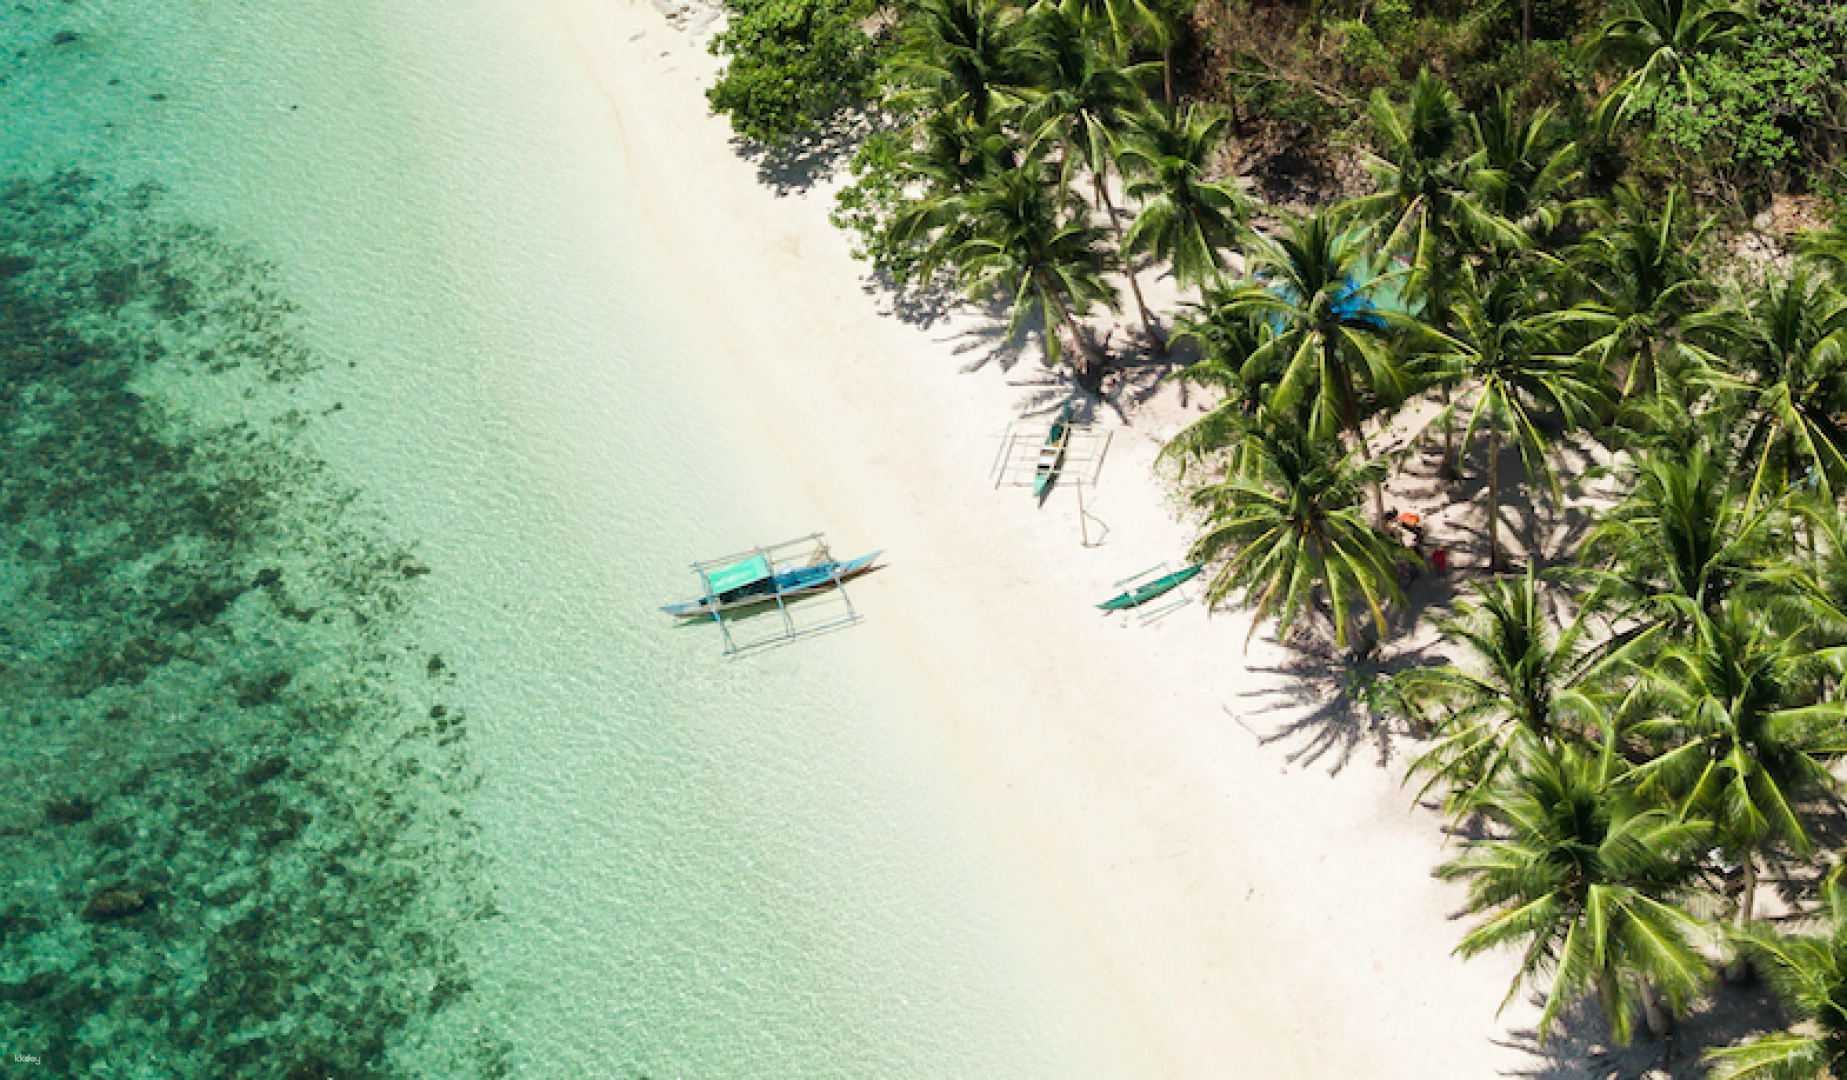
[661,547,881,619]
[1097,563,1205,612]
[1033,400,1074,502]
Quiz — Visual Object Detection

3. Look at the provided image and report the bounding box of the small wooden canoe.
[1033,401,1074,501]
[1097,564,1204,611]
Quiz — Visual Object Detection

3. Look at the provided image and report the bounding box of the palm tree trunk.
[1726,855,1758,982]
[1522,0,1533,42]
[1094,171,1165,354]
[1488,421,1503,571]
[1359,420,1384,526]
[1740,855,1758,926]
[1330,335,1386,525]
[1638,977,1674,1039]
[1055,293,1108,390]
[1441,382,1459,481]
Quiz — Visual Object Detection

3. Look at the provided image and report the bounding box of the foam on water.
[0,0,1149,1075]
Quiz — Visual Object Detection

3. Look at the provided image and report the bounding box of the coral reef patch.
[0,171,505,1078]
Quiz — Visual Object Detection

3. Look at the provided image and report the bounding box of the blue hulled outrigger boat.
[664,534,878,654]
[661,548,881,618]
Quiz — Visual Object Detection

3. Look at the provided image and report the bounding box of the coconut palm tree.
[1017,6,1163,343]
[1117,101,1251,293]
[1161,295,1277,477]
[1578,449,1788,663]
[1468,89,1584,250]
[949,164,1120,387]
[1399,569,1604,811]
[888,111,1022,275]
[1187,413,1406,654]
[1585,0,1753,133]
[1689,268,1847,512]
[1420,267,1609,569]
[1705,871,1847,1079]
[1346,69,1525,331]
[1800,221,1847,286]
[1554,184,1709,401]
[1222,211,1413,522]
[1438,734,1711,1043]
[893,0,1038,125]
[1790,498,1847,649]
[1346,69,1522,479]
[1628,604,1846,933]
[1058,0,1177,101]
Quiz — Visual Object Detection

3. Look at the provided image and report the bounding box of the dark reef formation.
[0,172,506,1078]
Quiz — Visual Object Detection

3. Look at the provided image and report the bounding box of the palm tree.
[1554,184,1708,401]
[1578,449,1787,662]
[1058,0,1177,102]
[1799,220,1847,285]
[950,165,1120,387]
[1585,0,1752,133]
[1017,6,1163,344]
[1161,294,1277,477]
[1346,69,1522,480]
[1187,414,1406,654]
[1420,267,1608,569]
[1117,101,1251,293]
[893,0,1037,125]
[1399,569,1604,810]
[1706,871,1847,1079]
[1438,735,1711,1043]
[1689,268,1847,512]
[888,111,1022,275]
[1790,497,1847,649]
[1468,90,1583,250]
[1346,69,1525,331]
[1223,211,1413,522]
[1628,604,1846,933]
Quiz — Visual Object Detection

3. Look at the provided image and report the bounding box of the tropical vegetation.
[704,0,1847,1063]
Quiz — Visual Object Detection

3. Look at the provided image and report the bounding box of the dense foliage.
[707,0,880,142]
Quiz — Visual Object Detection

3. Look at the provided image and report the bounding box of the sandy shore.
[542,0,1553,1073]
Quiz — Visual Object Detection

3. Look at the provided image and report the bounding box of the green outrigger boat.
[1033,401,1074,502]
[1097,564,1205,612]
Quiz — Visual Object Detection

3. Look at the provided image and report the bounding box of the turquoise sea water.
[0,1,1145,1076]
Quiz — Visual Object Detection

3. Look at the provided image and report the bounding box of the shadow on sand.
[727,112,871,196]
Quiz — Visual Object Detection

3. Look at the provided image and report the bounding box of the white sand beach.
[545,0,1551,1072]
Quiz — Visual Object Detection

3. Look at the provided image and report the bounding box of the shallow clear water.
[0,1,1143,1076]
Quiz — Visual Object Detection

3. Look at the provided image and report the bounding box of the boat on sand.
[1097,564,1204,612]
[1034,401,1074,502]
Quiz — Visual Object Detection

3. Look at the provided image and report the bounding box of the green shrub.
[1330,19,1393,86]
[1640,0,1845,186]
[830,126,930,286]
[707,0,878,144]
[1452,39,1585,114]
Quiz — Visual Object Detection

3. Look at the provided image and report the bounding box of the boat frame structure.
[991,415,1112,494]
[1105,561,1204,624]
[685,533,864,655]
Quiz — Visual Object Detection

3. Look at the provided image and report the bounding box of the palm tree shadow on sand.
[1224,546,1487,776]
[1230,626,1446,775]
[946,305,1033,374]
[728,112,872,196]
[867,271,962,328]
[1491,981,1786,1080]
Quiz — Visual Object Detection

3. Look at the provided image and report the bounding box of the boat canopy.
[678,533,867,655]
[705,553,772,594]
